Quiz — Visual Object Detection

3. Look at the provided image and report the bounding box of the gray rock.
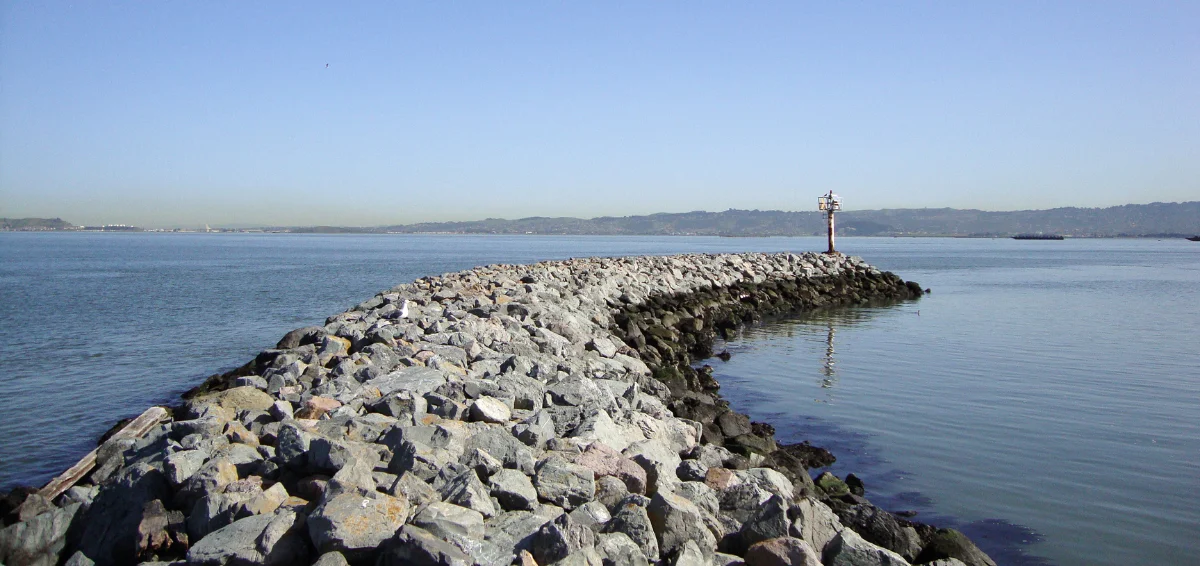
[688,444,737,469]
[412,501,486,546]
[484,510,550,557]
[489,468,539,511]
[462,427,536,474]
[677,460,708,482]
[377,525,472,566]
[367,390,427,422]
[186,508,309,566]
[463,447,504,479]
[535,455,596,510]
[471,396,513,424]
[75,463,170,566]
[648,490,718,558]
[275,422,316,468]
[594,532,649,566]
[587,336,620,358]
[912,528,996,566]
[547,375,614,410]
[385,472,441,510]
[307,491,410,559]
[513,410,557,449]
[495,373,546,410]
[311,551,351,566]
[624,438,682,496]
[62,550,95,566]
[594,475,631,510]
[367,366,447,396]
[531,512,596,565]
[163,449,207,487]
[738,495,791,552]
[187,490,257,542]
[713,551,746,566]
[0,502,80,566]
[744,536,821,566]
[788,498,844,554]
[673,481,720,517]
[439,469,498,518]
[270,400,294,421]
[675,539,709,566]
[739,468,794,501]
[835,504,922,561]
[822,528,910,566]
[603,496,659,563]
[568,500,612,532]
[718,483,773,524]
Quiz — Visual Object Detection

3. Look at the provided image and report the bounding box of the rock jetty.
[0,251,994,566]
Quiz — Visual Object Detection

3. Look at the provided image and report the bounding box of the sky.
[1,2,1197,228]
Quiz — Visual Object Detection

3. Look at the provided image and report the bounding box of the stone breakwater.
[0,252,995,566]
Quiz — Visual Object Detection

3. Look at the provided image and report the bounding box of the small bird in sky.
[325,63,329,68]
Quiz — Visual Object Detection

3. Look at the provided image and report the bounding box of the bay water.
[0,233,1196,564]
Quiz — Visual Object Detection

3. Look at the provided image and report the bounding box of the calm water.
[1,234,1197,565]
[710,238,1200,566]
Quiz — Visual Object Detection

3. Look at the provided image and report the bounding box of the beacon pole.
[818,191,841,255]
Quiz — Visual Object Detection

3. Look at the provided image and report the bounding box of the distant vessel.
[1188,236,1200,242]
[1013,234,1064,240]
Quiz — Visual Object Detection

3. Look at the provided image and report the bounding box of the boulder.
[186,508,309,566]
[745,536,822,566]
[411,501,486,547]
[567,500,613,532]
[462,428,536,474]
[164,449,208,487]
[439,469,498,518]
[535,455,596,510]
[531,512,596,565]
[717,482,772,524]
[489,468,539,511]
[737,495,791,552]
[835,504,922,561]
[595,532,649,566]
[366,366,447,396]
[133,499,187,561]
[647,491,717,557]
[574,441,648,494]
[192,386,276,413]
[378,524,472,566]
[912,529,996,566]
[471,396,513,424]
[74,463,171,566]
[594,475,631,510]
[822,528,910,566]
[0,502,81,566]
[312,551,351,566]
[790,498,845,553]
[307,491,409,559]
[603,496,659,562]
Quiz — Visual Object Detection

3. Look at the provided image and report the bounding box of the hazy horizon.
[2,2,1197,228]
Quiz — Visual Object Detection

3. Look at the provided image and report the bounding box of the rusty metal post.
[827,205,836,254]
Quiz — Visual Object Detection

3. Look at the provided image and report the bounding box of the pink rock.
[705,467,737,490]
[745,537,821,566]
[573,442,647,494]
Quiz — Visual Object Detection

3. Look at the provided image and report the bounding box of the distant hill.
[370,201,1200,237]
[0,218,75,231]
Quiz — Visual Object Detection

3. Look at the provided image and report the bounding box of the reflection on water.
[710,302,1055,566]
[820,323,837,398]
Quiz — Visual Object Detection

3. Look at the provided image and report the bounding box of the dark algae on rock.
[0,251,993,566]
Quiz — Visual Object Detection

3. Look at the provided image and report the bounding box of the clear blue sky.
[1,2,1197,228]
